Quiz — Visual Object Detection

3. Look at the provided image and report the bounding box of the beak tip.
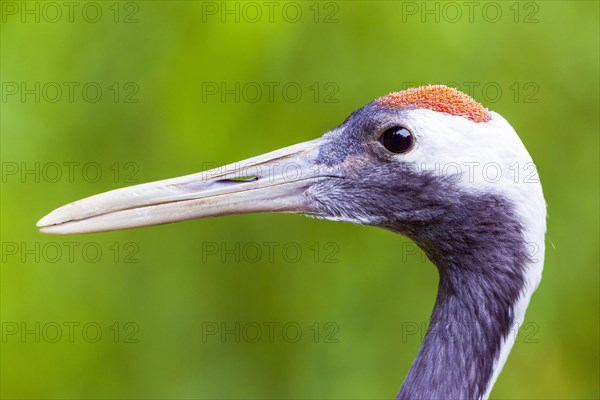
[37,218,82,235]
[38,226,64,235]
[36,216,50,228]
[37,208,65,229]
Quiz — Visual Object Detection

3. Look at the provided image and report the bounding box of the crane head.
[37,85,543,240]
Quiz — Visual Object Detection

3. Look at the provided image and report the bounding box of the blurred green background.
[1,1,598,399]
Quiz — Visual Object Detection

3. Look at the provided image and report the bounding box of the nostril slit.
[217,176,259,183]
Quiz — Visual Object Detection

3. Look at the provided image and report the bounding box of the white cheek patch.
[400,109,533,191]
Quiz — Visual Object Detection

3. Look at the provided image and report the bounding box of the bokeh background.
[1,1,598,399]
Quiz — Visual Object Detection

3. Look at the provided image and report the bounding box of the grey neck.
[395,194,530,400]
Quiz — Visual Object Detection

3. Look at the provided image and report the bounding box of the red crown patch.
[376,85,491,123]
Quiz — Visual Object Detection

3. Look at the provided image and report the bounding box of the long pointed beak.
[37,138,329,234]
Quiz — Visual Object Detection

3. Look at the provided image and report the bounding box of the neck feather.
[396,193,535,400]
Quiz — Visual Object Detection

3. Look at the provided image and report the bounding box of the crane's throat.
[396,192,537,400]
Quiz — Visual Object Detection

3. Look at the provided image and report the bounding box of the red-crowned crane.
[38,85,546,399]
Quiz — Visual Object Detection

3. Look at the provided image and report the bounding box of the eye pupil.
[380,127,414,154]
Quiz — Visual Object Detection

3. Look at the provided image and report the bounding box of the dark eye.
[380,127,415,154]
